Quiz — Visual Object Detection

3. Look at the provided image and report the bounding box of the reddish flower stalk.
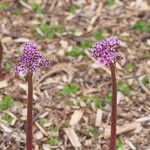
[109,62,117,150]
[0,41,4,78]
[26,73,33,150]
[13,42,50,150]
[91,37,123,150]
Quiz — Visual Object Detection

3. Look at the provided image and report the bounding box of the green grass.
[142,76,149,86]
[68,5,77,13]
[32,3,43,13]
[132,21,150,33]
[90,96,102,109]
[1,114,13,124]
[38,118,49,125]
[80,40,92,49]
[0,96,14,110]
[118,81,131,95]
[124,63,134,74]
[66,48,84,57]
[93,30,104,40]
[116,139,124,149]
[56,83,79,97]
[47,136,58,145]
[0,2,6,10]
[12,7,22,14]
[39,23,65,39]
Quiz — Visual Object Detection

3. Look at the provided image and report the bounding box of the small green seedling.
[47,136,58,145]
[80,41,92,49]
[0,2,6,10]
[1,114,13,124]
[0,96,13,110]
[68,5,77,13]
[39,23,64,39]
[12,7,22,14]
[107,0,115,6]
[49,125,58,132]
[66,48,84,57]
[104,92,112,104]
[116,139,124,150]
[84,127,100,139]
[93,30,104,41]
[38,118,49,126]
[118,81,131,95]
[142,75,149,86]
[91,95,102,109]
[32,3,43,13]
[124,63,134,74]
[66,99,78,106]
[57,83,79,97]
[132,21,150,33]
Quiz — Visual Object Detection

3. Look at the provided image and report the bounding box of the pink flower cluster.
[91,37,123,65]
[13,42,50,74]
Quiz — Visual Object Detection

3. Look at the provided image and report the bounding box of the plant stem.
[0,41,4,78]
[109,62,117,150]
[26,73,33,150]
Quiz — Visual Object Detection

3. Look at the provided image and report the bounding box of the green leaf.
[66,48,83,57]
[47,136,58,145]
[132,21,150,33]
[0,96,13,110]
[1,114,13,124]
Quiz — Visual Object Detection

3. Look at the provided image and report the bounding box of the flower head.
[13,42,50,74]
[91,37,123,66]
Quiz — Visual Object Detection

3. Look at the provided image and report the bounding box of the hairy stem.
[0,41,4,78]
[26,73,33,150]
[109,62,117,150]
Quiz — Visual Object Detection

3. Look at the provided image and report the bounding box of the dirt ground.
[0,0,150,150]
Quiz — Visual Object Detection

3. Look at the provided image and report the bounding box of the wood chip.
[64,127,81,148]
[28,0,42,4]
[0,121,13,133]
[95,109,103,127]
[104,122,141,138]
[35,121,49,137]
[0,80,8,89]
[33,131,44,140]
[124,138,136,150]
[69,110,83,126]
